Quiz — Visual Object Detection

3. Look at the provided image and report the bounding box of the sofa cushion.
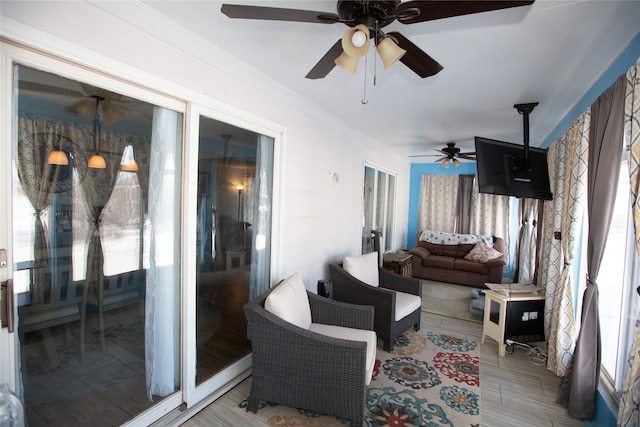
[343,251,379,287]
[424,255,455,270]
[309,323,377,385]
[394,291,422,321]
[464,242,503,263]
[454,258,489,274]
[265,273,312,330]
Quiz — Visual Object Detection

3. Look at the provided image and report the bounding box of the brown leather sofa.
[409,237,506,288]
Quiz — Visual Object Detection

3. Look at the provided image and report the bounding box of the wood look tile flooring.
[184,311,585,427]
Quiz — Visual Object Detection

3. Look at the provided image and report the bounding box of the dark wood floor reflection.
[20,269,250,426]
[196,269,251,384]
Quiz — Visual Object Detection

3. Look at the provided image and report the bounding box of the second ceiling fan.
[221,0,534,79]
[411,142,476,168]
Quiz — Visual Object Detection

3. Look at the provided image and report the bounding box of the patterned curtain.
[538,111,590,377]
[16,120,73,305]
[618,56,640,426]
[417,174,458,234]
[469,179,510,269]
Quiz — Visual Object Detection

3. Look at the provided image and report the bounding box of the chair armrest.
[378,267,422,296]
[329,264,395,314]
[308,291,374,331]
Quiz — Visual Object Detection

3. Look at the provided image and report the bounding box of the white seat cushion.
[309,323,377,385]
[265,273,312,330]
[343,251,379,287]
[394,291,422,321]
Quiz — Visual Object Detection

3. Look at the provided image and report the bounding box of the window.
[362,164,396,254]
[599,158,640,392]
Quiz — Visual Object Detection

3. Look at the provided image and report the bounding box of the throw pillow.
[343,251,379,287]
[265,272,312,329]
[465,242,503,263]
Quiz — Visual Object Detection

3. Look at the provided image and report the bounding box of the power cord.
[505,339,548,366]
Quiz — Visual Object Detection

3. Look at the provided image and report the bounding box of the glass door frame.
[0,40,286,423]
[183,103,285,408]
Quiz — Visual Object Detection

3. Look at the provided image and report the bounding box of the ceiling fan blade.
[458,153,477,160]
[395,1,534,24]
[221,4,339,24]
[387,32,443,78]
[305,39,343,80]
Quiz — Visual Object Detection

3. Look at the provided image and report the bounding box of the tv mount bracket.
[514,102,539,158]
[512,102,539,182]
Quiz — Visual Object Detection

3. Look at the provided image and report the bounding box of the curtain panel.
[618,56,640,426]
[469,179,510,271]
[561,74,626,421]
[514,198,539,283]
[538,111,590,377]
[417,175,459,234]
[145,107,182,399]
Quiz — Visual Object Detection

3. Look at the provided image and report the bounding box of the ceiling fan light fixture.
[453,158,461,168]
[442,158,451,168]
[342,24,370,58]
[377,36,406,69]
[335,51,359,73]
[47,150,69,165]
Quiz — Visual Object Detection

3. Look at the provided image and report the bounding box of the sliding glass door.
[192,115,272,388]
[9,64,184,425]
[1,44,281,425]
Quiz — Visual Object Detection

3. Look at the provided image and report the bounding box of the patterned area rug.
[238,328,480,426]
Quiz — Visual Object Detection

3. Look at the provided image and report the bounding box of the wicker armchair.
[243,278,375,427]
[329,260,422,351]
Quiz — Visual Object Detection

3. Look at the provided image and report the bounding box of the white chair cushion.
[394,291,422,321]
[343,251,379,287]
[265,273,312,330]
[309,323,377,385]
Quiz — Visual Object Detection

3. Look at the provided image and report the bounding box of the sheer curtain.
[145,107,182,399]
[514,198,539,283]
[249,134,273,300]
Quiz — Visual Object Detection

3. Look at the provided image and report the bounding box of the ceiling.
[136,0,640,161]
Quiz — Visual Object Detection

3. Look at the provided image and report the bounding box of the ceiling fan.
[411,142,476,168]
[221,0,535,79]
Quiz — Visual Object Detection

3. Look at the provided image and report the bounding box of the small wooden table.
[481,289,545,356]
[383,253,412,277]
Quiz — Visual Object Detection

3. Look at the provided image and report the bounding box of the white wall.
[0,1,410,290]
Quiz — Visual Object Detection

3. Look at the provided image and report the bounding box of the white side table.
[481,289,545,356]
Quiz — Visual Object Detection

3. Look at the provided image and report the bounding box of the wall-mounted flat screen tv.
[474,136,553,200]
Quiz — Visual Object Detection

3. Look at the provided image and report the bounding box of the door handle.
[1,279,14,333]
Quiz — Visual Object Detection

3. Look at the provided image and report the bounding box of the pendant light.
[87,96,106,169]
[47,134,69,165]
[120,145,138,172]
[47,149,69,165]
